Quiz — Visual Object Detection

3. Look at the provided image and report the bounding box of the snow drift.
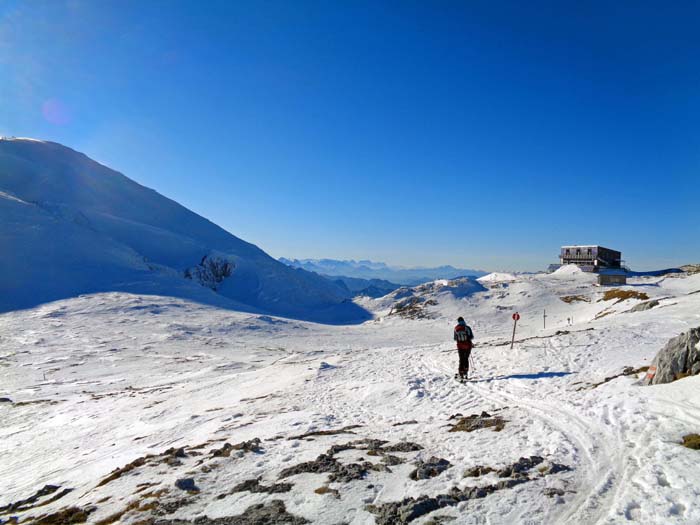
[0,138,369,323]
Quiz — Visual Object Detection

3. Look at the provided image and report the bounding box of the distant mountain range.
[278,258,488,285]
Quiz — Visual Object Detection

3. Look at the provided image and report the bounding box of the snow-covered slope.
[0,138,368,323]
[2,269,700,524]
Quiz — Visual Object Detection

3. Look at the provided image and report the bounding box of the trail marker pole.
[543,309,547,330]
[510,312,520,350]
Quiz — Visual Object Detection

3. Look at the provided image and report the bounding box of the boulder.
[644,327,700,385]
[628,299,660,313]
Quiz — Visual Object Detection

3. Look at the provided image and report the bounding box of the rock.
[31,506,95,524]
[628,300,660,313]
[463,466,495,478]
[543,487,566,497]
[366,477,532,525]
[0,397,12,403]
[381,454,406,466]
[382,441,424,452]
[175,478,198,492]
[449,412,506,433]
[0,485,65,514]
[644,327,700,385]
[497,456,544,478]
[410,457,452,480]
[230,478,292,494]
[681,434,700,450]
[543,463,573,475]
[153,499,308,524]
[210,438,262,457]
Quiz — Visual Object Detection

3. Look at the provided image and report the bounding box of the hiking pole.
[469,352,475,375]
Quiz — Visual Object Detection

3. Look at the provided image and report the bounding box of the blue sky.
[1,1,698,271]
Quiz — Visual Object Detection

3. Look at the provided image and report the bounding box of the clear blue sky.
[1,1,698,271]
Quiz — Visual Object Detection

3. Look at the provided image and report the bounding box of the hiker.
[454,316,474,380]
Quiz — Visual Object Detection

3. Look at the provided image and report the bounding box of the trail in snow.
[1,272,700,524]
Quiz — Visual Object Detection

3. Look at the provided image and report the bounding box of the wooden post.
[543,309,547,329]
[510,313,519,350]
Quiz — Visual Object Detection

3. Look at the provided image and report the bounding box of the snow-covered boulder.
[644,327,700,385]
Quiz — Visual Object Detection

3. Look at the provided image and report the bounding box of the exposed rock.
[463,466,495,477]
[229,478,292,494]
[448,412,506,433]
[392,420,418,427]
[681,434,700,450]
[348,438,389,450]
[388,297,438,319]
[278,450,386,483]
[381,454,406,466]
[366,479,530,524]
[183,255,234,291]
[210,438,262,457]
[543,487,566,497]
[174,478,198,492]
[0,485,59,514]
[496,456,544,478]
[31,506,95,524]
[153,499,308,524]
[560,295,590,304]
[278,453,339,479]
[382,441,424,452]
[410,457,451,480]
[0,397,12,403]
[288,425,362,440]
[644,327,700,385]
[542,463,573,475]
[97,456,148,487]
[627,299,660,313]
[314,486,340,498]
[583,365,649,390]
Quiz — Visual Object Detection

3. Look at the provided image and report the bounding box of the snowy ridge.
[3,269,699,523]
[0,138,369,323]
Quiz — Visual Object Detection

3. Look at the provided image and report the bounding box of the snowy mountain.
[2,266,700,524]
[0,138,369,323]
[279,257,488,285]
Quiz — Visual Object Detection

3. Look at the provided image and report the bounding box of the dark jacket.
[454,322,473,351]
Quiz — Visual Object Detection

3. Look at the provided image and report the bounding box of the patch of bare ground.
[560,295,590,303]
[367,457,572,524]
[149,499,308,524]
[579,366,649,390]
[288,424,362,440]
[599,289,649,304]
[681,434,700,450]
[29,506,95,524]
[448,411,506,432]
[97,447,188,487]
[0,485,73,514]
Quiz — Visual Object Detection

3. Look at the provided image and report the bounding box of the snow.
[477,272,518,282]
[2,270,700,524]
[0,138,368,323]
[552,264,585,275]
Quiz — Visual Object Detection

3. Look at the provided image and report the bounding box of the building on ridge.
[558,245,622,273]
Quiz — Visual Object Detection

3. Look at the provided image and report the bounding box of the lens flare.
[41,98,72,125]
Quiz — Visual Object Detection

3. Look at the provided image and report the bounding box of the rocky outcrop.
[184,255,234,291]
[627,300,660,313]
[410,457,451,480]
[644,327,700,385]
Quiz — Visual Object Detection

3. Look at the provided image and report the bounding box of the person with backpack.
[454,316,474,381]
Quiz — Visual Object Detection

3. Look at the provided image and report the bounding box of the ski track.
[2,271,700,524]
